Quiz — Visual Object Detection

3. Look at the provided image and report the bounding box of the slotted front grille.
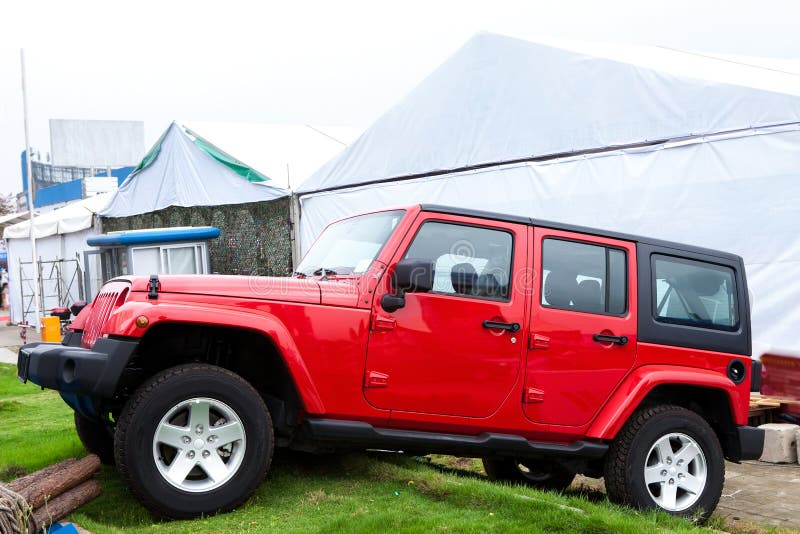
[81,281,130,348]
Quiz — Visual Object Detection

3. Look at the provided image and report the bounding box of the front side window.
[296,210,405,276]
[653,255,738,330]
[541,238,627,315]
[404,222,513,300]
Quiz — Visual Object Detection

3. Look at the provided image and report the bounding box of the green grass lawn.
[0,362,726,533]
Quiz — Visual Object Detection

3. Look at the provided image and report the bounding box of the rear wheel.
[74,412,115,465]
[483,457,575,491]
[114,364,273,518]
[604,405,724,523]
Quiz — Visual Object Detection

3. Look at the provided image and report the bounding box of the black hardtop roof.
[420,204,741,262]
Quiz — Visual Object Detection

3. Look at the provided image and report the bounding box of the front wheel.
[74,412,115,465]
[604,405,724,522]
[114,364,273,519]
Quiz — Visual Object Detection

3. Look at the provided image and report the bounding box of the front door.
[524,227,637,427]
[365,214,529,418]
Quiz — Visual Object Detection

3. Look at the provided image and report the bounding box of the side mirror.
[392,258,435,293]
[381,259,435,312]
[70,301,87,317]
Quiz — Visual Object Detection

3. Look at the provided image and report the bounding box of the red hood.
[124,275,322,304]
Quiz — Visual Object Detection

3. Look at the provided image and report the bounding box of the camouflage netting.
[101,197,293,276]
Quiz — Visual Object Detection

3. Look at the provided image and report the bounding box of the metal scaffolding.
[18,254,84,324]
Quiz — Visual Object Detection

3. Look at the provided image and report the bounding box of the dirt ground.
[573,460,800,531]
[718,460,800,530]
[0,321,37,363]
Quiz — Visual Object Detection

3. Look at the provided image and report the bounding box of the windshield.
[296,210,405,276]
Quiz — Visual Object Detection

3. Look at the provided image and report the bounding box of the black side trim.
[750,360,762,392]
[726,425,765,462]
[304,419,608,459]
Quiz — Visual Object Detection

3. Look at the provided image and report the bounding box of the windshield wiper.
[312,267,338,280]
[291,271,307,278]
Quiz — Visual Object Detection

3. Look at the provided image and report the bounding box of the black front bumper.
[17,336,138,398]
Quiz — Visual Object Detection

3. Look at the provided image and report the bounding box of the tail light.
[81,281,130,348]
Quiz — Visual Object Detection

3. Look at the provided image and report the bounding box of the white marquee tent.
[100,121,360,218]
[100,122,288,218]
[297,33,800,353]
[6,121,359,323]
[179,121,362,191]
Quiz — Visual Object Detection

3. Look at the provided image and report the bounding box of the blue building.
[19,150,134,210]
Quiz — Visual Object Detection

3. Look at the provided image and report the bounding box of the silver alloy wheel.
[152,397,246,493]
[644,432,707,511]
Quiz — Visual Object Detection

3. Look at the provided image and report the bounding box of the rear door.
[524,227,637,426]
[365,213,529,418]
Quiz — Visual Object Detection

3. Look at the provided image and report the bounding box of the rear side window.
[653,255,738,330]
[541,239,627,315]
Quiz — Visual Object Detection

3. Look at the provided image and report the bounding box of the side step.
[304,419,608,459]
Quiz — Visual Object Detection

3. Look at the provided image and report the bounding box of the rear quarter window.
[653,255,738,331]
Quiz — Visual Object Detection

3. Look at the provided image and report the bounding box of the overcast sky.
[1,0,799,197]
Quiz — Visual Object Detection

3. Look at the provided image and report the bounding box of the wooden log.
[27,479,101,534]
[5,458,77,493]
[18,455,100,509]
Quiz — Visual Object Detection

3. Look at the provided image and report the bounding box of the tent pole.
[289,194,300,270]
[20,49,41,331]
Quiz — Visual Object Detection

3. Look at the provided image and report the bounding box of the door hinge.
[529,333,550,350]
[524,387,545,404]
[365,370,389,388]
[372,315,396,332]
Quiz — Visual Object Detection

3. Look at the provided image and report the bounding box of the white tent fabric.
[297,33,800,353]
[0,211,33,227]
[3,193,111,239]
[182,122,362,190]
[300,125,800,352]
[298,33,800,194]
[99,123,291,218]
[4,194,111,323]
[6,229,89,324]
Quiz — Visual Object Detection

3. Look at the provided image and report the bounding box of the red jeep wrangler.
[18,205,763,521]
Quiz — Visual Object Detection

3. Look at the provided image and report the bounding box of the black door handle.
[483,320,520,333]
[593,333,628,345]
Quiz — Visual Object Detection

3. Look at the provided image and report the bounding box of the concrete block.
[758,423,799,463]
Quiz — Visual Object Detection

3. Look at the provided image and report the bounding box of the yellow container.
[40,316,62,343]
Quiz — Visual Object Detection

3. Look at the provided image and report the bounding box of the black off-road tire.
[483,457,576,491]
[74,412,115,465]
[604,404,724,523]
[114,364,273,519]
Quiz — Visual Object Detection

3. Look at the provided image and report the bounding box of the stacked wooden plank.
[750,393,786,409]
[3,455,101,534]
[749,393,800,433]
